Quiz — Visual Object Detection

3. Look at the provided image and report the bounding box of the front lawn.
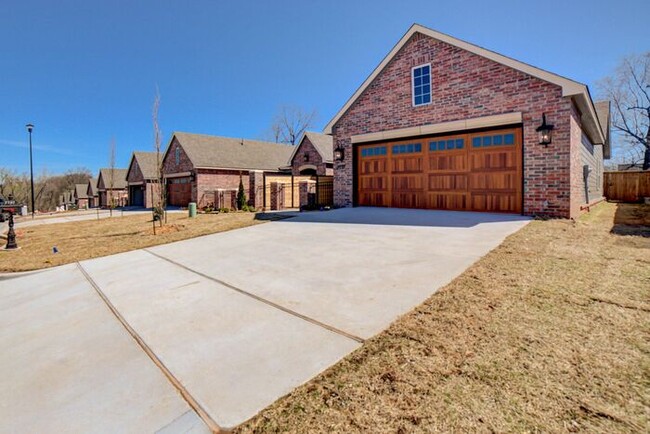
[237,202,649,433]
[0,212,264,272]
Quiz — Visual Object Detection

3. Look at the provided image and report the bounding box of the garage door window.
[392,143,422,154]
[430,138,464,151]
[412,64,431,106]
[472,133,515,147]
[361,146,387,157]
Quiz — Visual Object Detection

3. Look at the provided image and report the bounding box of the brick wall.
[162,137,194,175]
[195,169,249,208]
[332,32,577,218]
[291,137,328,176]
[127,159,144,183]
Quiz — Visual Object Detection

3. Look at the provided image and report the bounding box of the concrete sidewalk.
[0,207,529,432]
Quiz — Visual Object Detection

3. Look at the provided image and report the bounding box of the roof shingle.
[99,168,128,189]
[171,132,293,171]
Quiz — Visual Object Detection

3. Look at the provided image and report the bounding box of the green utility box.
[188,202,197,218]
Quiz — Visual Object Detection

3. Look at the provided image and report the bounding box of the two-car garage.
[356,127,523,213]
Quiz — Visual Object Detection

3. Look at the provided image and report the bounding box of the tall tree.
[268,105,317,145]
[598,52,650,170]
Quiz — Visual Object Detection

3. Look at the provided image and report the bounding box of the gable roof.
[128,151,159,180]
[594,100,611,159]
[165,132,293,172]
[98,168,128,189]
[87,178,98,196]
[324,23,606,146]
[288,131,334,165]
[74,183,89,199]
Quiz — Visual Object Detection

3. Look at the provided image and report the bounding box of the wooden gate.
[604,171,650,202]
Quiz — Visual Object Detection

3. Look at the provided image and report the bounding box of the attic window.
[304,154,310,162]
[175,147,181,165]
[412,64,431,106]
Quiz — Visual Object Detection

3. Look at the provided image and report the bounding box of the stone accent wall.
[332,32,579,218]
[291,137,328,176]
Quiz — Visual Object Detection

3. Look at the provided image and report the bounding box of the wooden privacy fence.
[604,171,650,202]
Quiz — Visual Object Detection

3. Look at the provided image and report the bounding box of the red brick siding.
[291,137,328,176]
[145,182,161,209]
[127,159,144,183]
[162,137,194,175]
[195,169,250,208]
[332,32,575,218]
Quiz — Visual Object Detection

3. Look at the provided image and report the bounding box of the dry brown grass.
[237,202,650,433]
[0,212,264,272]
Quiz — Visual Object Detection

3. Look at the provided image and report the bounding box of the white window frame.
[411,63,432,107]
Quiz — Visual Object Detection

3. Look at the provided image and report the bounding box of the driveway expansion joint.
[75,262,222,433]
[143,248,365,344]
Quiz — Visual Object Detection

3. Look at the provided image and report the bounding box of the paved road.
[0,207,530,432]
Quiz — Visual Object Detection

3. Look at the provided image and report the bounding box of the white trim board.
[351,112,522,144]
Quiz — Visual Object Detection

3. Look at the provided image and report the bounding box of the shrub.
[237,175,247,210]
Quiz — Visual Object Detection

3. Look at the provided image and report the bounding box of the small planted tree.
[108,138,116,217]
[237,174,247,211]
[152,87,166,227]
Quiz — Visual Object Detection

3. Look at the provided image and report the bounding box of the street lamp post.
[26,123,35,219]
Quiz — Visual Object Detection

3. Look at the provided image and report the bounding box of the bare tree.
[152,87,166,227]
[108,137,116,216]
[268,105,317,145]
[598,52,650,170]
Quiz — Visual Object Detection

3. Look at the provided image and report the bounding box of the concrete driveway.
[0,207,529,432]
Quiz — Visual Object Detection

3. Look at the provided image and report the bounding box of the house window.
[412,64,431,106]
[175,147,181,165]
[304,154,310,162]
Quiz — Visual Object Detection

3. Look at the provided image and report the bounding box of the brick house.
[162,132,292,208]
[325,24,611,218]
[86,178,99,208]
[97,168,128,208]
[126,151,161,208]
[286,132,333,176]
[74,183,89,209]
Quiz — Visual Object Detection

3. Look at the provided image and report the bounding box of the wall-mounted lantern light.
[536,113,554,146]
[334,144,345,162]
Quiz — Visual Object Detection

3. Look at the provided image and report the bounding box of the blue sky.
[1,0,647,175]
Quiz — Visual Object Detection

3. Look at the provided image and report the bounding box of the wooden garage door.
[167,177,192,207]
[357,127,522,213]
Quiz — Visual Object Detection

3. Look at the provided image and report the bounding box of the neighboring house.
[286,132,334,176]
[59,190,75,210]
[97,168,128,208]
[325,24,611,218]
[616,163,645,172]
[162,132,292,208]
[74,183,90,209]
[86,178,99,208]
[126,151,161,208]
